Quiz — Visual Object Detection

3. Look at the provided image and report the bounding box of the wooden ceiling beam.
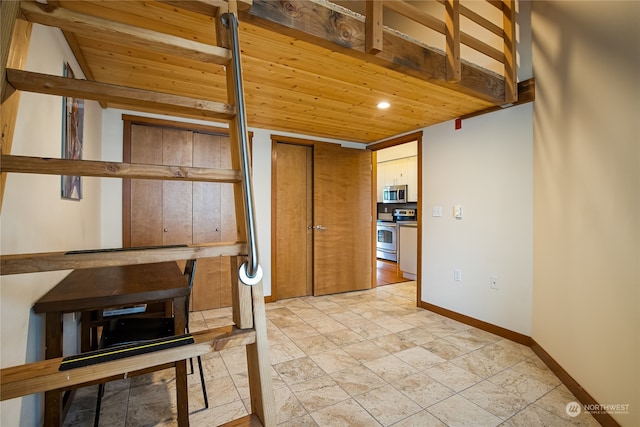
[158,0,253,17]
[20,0,231,65]
[6,69,235,121]
[459,78,535,121]
[243,0,505,104]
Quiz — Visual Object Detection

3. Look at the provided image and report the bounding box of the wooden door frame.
[270,135,317,303]
[367,131,423,305]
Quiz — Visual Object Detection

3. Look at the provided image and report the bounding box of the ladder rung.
[1,155,242,183]
[0,326,255,402]
[20,1,232,65]
[0,243,248,275]
[6,69,236,121]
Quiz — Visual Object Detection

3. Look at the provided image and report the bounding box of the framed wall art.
[61,62,84,200]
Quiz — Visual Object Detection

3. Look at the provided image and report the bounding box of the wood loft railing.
[365,0,518,104]
[244,0,522,106]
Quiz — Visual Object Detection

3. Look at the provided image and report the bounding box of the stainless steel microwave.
[383,185,407,203]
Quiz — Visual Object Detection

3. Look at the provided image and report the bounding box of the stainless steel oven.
[376,221,397,261]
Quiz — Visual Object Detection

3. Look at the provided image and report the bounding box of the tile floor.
[64,282,599,426]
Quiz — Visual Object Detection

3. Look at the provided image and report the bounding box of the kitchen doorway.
[271,136,372,300]
[368,132,423,299]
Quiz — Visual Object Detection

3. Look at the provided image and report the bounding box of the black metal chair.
[93,259,208,426]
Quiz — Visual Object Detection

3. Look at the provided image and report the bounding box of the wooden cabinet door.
[162,128,193,245]
[126,124,235,311]
[313,143,372,296]
[129,125,163,246]
[191,132,235,310]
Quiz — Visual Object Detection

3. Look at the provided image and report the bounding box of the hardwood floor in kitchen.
[376,259,409,286]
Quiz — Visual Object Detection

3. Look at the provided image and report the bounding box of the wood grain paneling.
[13,0,519,143]
[275,143,313,299]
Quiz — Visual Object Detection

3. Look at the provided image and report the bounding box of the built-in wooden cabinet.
[124,118,236,311]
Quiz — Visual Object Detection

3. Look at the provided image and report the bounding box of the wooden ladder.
[0,1,275,426]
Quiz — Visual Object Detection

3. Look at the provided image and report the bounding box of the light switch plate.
[454,205,463,219]
[432,206,442,217]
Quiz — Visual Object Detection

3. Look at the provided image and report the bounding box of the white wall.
[531,1,639,425]
[0,25,103,426]
[420,104,533,335]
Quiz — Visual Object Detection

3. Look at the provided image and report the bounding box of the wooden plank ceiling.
[22,0,503,143]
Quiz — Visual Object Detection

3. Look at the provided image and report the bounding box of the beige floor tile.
[421,338,468,360]
[342,339,392,362]
[425,362,483,392]
[354,384,422,426]
[277,414,319,427]
[310,398,383,427]
[269,340,307,365]
[460,380,529,419]
[329,364,387,397]
[389,409,447,427]
[293,334,340,356]
[274,356,325,386]
[390,372,454,408]
[488,368,556,403]
[450,351,508,380]
[364,354,420,383]
[371,332,417,353]
[273,385,308,424]
[323,328,365,347]
[511,357,562,388]
[427,394,502,427]
[290,375,351,412]
[502,403,575,427]
[62,282,574,427]
[396,327,439,345]
[310,348,361,374]
[534,385,601,426]
[394,346,447,371]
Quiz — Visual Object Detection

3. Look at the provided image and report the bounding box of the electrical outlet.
[490,276,499,290]
[454,269,462,282]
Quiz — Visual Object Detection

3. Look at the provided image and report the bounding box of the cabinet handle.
[315,225,327,231]
[164,228,168,232]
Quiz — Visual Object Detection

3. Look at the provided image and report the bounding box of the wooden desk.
[33,262,191,427]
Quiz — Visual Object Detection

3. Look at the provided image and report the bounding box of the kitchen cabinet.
[377,155,418,202]
[398,223,417,280]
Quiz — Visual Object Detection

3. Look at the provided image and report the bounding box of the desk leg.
[44,312,63,427]
[174,296,189,426]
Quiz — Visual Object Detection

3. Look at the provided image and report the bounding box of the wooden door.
[275,143,313,299]
[313,143,372,296]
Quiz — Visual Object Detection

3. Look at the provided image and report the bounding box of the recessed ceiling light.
[377,101,390,109]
